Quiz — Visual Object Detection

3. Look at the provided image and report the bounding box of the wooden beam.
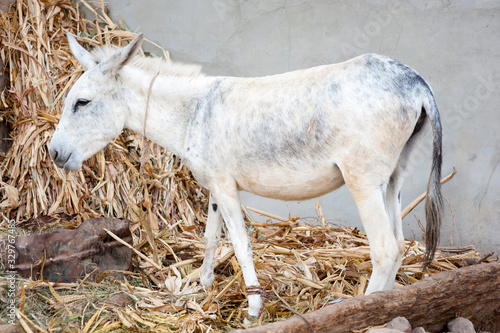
[232,262,500,333]
[401,167,457,219]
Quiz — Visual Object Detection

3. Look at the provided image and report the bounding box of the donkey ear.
[67,32,98,71]
[100,33,144,76]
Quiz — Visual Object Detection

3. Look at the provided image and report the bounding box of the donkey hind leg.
[359,123,429,294]
[347,181,401,294]
[384,169,406,288]
[372,156,412,294]
[209,181,261,319]
[201,194,223,287]
[386,171,406,260]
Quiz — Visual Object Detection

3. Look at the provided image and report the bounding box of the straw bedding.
[0,1,486,332]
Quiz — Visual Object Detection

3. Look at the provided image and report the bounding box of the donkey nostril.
[50,148,59,161]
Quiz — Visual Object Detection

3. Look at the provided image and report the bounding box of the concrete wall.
[103,0,500,256]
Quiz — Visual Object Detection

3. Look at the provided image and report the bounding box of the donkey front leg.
[201,194,223,287]
[209,181,261,319]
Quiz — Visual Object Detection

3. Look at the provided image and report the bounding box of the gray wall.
[104,1,500,256]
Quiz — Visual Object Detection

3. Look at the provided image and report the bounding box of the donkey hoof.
[243,315,259,326]
[200,273,215,288]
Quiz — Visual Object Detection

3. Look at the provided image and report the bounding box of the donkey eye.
[73,99,90,113]
[75,99,90,107]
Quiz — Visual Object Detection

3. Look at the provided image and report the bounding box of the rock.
[0,0,16,157]
[0,120,10,157]
[0,324,22,333]
[103,292,135,308]
[0,217,133,282]
[0,0,16,13]
[447,317,476,333]
[366,328,405,333]
[366,317,412,333]
[386,317,412,333]
[411,328,427,333]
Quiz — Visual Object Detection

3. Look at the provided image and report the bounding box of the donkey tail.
[422,91,444,269]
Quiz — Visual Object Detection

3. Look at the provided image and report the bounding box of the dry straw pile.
[0,1,485,332]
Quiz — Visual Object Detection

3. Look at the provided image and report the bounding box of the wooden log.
[233,262,500,333]
[401,167,457,219]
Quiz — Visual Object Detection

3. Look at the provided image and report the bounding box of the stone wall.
[83,1,500,255]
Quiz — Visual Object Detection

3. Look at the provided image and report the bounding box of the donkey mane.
[91,45,204,77]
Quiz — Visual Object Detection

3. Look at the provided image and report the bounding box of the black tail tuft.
[422,94,443,269]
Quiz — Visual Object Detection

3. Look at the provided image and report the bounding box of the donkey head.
[49,33,144,171]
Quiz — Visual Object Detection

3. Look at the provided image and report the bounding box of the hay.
[0,1,490,332]
[0,0,205,234]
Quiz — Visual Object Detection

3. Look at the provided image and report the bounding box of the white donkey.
[50,33,443,319]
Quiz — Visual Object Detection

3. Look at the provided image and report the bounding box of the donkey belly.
[235,164,345,201]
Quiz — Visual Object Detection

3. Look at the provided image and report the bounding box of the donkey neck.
[120,67,215,157]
